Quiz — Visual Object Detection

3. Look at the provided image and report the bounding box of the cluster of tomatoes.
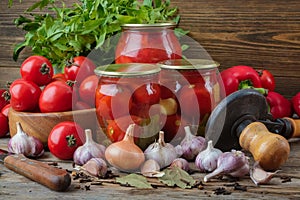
[0,55,101,159]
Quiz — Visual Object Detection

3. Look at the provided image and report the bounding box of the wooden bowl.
[8,108,102,147]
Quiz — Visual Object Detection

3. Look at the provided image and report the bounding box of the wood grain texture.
[0,0,299,98]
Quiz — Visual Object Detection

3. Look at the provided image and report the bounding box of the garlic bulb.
[195,140,222,172]
[170,158,190,172]
[204,149,250,182]
[82,157,108,177]
[180,126,206,161]
[8,122,44,158]
[73,129,106,166]
[144,131,181,169]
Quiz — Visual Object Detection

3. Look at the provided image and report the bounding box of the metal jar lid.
[94,63,161,77]
[121,22,177,30]
[158,59,220,70]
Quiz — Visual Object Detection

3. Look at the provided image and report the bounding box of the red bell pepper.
[221,65,263,96]
[257,69,276,91]
[291,92,300,117]
[266,91,292,119]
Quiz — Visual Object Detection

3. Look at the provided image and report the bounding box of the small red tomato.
[20,55,53,86]
[106,115,143,143]
[48,121,84,160]
[9,79,42,112]
[257,69,276,91]
[52,73,67,82]
[64,56,96,84]
[178,83,212,121]
[96,85,132,120]
[0,89,10,111]
[133,83,160,105]
[79,75,99,106]
[74,101,91,110]
[39,81,76,113]
[1,104,11,117]
[291,92,300,117]
[0,112,9,138]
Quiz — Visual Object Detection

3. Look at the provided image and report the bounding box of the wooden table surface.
[1,136,300,200]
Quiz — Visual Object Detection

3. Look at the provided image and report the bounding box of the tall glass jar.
[94,63,162,150]
[158,59,225,144]
[115,23,182,63]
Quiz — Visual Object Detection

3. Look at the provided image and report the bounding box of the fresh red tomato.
[79,75,99,106]
[0,89,10,111]
[106,115,143,143]
[39,81,77,113]
[0,112,9,138]
[52,73,67,82]
[132,83,160,105]
[64,56,96,84]
[48,121,84,160]
[95,85,132,120]
[9,79,41,112]
[1,104,11,117]
[20,55,53,86]
[178,84,212,122]
[257,69,276,91]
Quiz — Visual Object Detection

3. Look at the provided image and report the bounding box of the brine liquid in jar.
[115,23,182,64]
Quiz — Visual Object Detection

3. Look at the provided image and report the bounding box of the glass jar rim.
[158,59,220,70]
[121,22,177,29]
[94,63,161,77]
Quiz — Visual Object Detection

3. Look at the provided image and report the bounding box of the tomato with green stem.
[20,55,53,86]
[48,121,84,160]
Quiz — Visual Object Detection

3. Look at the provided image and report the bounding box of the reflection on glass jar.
[115,23,182,64]
[94,63,162,150]
[158,59,225,144]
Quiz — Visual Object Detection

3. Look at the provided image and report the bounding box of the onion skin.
[105,124,145,172]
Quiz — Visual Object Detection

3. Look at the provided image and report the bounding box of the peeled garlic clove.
[8,122,44,158]
[250,162,280,185]
[195,140,222,172]
[82,158,108,177]
[180,126,206,161]
[170,158,190,172]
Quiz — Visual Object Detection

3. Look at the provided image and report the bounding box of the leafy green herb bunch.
[9,0,181,69]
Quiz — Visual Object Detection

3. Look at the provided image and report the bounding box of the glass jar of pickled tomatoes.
[94,63,162,150]
[115,23,182,64]
[158,59,225,144]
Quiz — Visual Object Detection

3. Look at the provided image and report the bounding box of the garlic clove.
[170,158,190,172]
[82,158,108,177]
[140,159,164,177]
[250,162,281,185]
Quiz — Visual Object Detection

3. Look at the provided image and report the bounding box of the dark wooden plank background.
[0,0,299,98]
